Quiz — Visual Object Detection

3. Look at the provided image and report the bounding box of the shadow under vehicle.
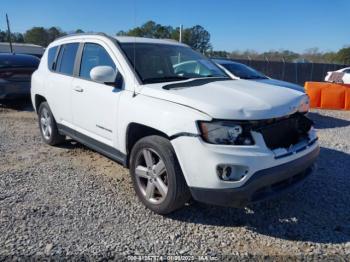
[169,147,350,244]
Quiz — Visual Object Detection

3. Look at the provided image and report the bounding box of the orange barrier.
[346,88,350,110]
[304,82,350,110]
[320,85,345,109]
[304,82,329,108]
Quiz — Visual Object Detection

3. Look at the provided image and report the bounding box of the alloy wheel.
[134,148,168,204]
[40,108,52,140]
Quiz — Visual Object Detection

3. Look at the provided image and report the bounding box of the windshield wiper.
[241,75,267,80]
[253,76,268,79]
[163,77,230,90]
[143,76,189,84]
[204,74,229,78]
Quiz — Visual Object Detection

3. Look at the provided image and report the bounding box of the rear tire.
[38,102,65,146]
[129,135,191,214]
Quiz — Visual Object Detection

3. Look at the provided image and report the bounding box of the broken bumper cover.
[190,145,319,207]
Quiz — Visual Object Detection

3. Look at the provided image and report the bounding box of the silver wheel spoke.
[41,118,46,126]
[154,160,165,176]
[41,109,53,139]
[143,149,153,168]
[135,165,149,179]
[44,110,49,119]
[44,127,49,137]
[145,182,155,200]
[47,126,52,136]
[46,116,51,127]
[154,177,168,197]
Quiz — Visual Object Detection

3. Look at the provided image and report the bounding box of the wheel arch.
[34,94,47,113]
[125,122,170,168]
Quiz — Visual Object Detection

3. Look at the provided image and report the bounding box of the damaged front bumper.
[190,145,319,207]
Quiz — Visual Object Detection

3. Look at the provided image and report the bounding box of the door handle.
[74,86,84,92]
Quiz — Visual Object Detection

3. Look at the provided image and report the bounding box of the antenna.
[6,13,13,53]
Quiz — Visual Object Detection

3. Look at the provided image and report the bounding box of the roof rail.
[55,32,111,41]
[163,38,180,43]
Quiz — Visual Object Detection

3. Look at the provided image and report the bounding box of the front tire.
[130,135,191,214]
[38,102,65,146]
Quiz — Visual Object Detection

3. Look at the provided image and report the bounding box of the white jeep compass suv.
[31,33,319,214]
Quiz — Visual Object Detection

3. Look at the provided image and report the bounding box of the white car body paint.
[139,79,307,120]
[31,34,319,198]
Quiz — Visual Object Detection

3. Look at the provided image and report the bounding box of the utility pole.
[179,24,183,43]
[6,13,13,53]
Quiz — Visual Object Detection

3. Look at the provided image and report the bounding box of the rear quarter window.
[47,46,58,71]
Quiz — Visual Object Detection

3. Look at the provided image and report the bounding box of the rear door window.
[56,43,79,76]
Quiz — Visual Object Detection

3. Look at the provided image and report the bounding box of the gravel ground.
[0,99,349,260]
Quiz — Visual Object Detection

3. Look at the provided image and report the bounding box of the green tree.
[75,29,85,33]
[336,47,350,64]
[170,27,180,41]
[47,26,65,43]
[184,25,211,53]
[0,30,6,42]
[208,50,230,58]
[0,30,24,43]
[116,30,128,36]
[260,50,299,62]
[24,27,49,46]
[322,52,338,63]
[119,21,174,39]
[139,21,158,37]
[116,21,212,53]
[13,33,24,43]
[126,26,145,37]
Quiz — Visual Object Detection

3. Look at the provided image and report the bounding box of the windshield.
[119,43,228,84]
[221,62,267,79]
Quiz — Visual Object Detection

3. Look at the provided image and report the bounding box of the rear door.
[71,41,123,145]
[45,43,79,124]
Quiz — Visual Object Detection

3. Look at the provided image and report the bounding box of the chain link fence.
[226,59,348,86]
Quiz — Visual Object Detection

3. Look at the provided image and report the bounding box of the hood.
[139,78,309,120]
[254,78,305,92]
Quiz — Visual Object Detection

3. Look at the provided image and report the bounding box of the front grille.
[254,114,313,150]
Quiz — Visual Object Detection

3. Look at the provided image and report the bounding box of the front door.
[71,42,122,145]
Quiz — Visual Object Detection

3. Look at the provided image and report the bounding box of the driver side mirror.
[90,66,117,85]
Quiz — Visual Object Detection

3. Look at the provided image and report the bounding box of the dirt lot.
[0,99,349,260]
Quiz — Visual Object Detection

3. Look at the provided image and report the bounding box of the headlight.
[298,95,310,113]
[198,121,254,145]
